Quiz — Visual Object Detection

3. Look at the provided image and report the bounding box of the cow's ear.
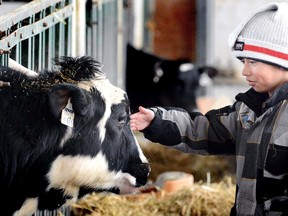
[48,83,89,119]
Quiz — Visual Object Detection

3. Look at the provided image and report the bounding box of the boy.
[130,2,288,215]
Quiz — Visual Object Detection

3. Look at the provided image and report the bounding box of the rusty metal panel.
[152,0,197,61]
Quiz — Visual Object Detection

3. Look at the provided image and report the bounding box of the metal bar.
[48,5,55,69]
[117,0,124,89]
[0,29,9,66]
[60,0,66,56]
[33,206,71,216]
[66,14,72,56]
[65,0,72,56]
[91,1,98,59]
[38,10,44,70]
[0,0,71,31]
[43,10,47,69]
[28,15,35,70]
[0,4,73,51]
[98,0,103,61]
[16,22,22,65]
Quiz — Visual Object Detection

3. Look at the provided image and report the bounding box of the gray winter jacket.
[142,84,288,215]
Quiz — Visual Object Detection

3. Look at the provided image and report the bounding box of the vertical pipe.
[117,0,124,89]
[86,0,92,57]
[66,14,72,56]
[42,9,48,69]
[196,0,214,65]
[65,0,72,57]
[48,4,56,69]
[89,0,98,59]
[28,15,35,70]
[97,0,103,61]
[38,10,44,70]
[16,23,22,65]
[91,1,97,59]
[28,16,32,69]
[132,0,144,49]
[1,29,9,66]
[205,0,214,66]
[58,0,65,57]
[72,0,86,56]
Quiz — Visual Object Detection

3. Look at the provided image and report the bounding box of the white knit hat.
[228,2,288,69]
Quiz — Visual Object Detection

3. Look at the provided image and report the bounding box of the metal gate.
[34,206,71,216]
[0,0,73,71]
[1,0,128,88]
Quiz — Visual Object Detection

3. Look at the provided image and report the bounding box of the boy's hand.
[130,106,155,131]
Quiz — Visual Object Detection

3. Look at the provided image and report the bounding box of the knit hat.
[228,2,288,69]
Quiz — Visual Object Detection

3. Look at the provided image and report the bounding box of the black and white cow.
[126,44,218,113]
[0,56,150,216]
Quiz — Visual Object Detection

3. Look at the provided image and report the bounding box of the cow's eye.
[118,115,128,126]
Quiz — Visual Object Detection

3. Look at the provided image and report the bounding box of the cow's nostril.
[135,163,151,187]
[139,163,151,176]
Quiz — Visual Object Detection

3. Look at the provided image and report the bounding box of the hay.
[71,133,237,215]
[137,133,236,182]
[71,177,235,216]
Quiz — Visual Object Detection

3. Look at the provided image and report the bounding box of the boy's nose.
[241,65,250,77]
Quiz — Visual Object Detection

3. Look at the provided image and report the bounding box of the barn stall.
[0,0,236,215]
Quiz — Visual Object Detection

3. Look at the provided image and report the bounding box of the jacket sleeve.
[141,104,238,155]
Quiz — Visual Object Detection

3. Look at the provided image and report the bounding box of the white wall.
[212,0,287,80]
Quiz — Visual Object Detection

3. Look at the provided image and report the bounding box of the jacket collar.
[236,83,288,117]
[264,83,288,109]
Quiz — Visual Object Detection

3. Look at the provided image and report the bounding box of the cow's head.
[126,44,218,113]
[44,56,150,199]
[13,58,150,215]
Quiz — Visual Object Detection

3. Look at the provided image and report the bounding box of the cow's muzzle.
[135,162,151,187]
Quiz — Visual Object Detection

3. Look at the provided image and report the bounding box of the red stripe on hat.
[244,44,288,60]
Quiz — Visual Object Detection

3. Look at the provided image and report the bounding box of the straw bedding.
[71,177,235,216]
[70,134,237,216]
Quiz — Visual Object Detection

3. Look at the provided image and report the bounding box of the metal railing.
[0,0,73,71]
[34,206,71,216]
[1,0,128,88]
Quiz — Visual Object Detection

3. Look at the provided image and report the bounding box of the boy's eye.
[248,59,257,64]
[239,58,257,64]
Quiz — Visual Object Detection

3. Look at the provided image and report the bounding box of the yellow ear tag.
[60,98,74,127]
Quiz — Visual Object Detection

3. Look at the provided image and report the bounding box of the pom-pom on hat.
[229,2,288,69]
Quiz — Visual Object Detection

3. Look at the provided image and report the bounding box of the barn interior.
[0,0,285,215]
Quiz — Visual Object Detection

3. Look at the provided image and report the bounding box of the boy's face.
[240,58,288,96]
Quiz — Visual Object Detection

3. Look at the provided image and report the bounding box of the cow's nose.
[135,163,151,187]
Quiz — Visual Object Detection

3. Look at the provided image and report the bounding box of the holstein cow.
[0,56,150,216]
[126,44,218,113]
